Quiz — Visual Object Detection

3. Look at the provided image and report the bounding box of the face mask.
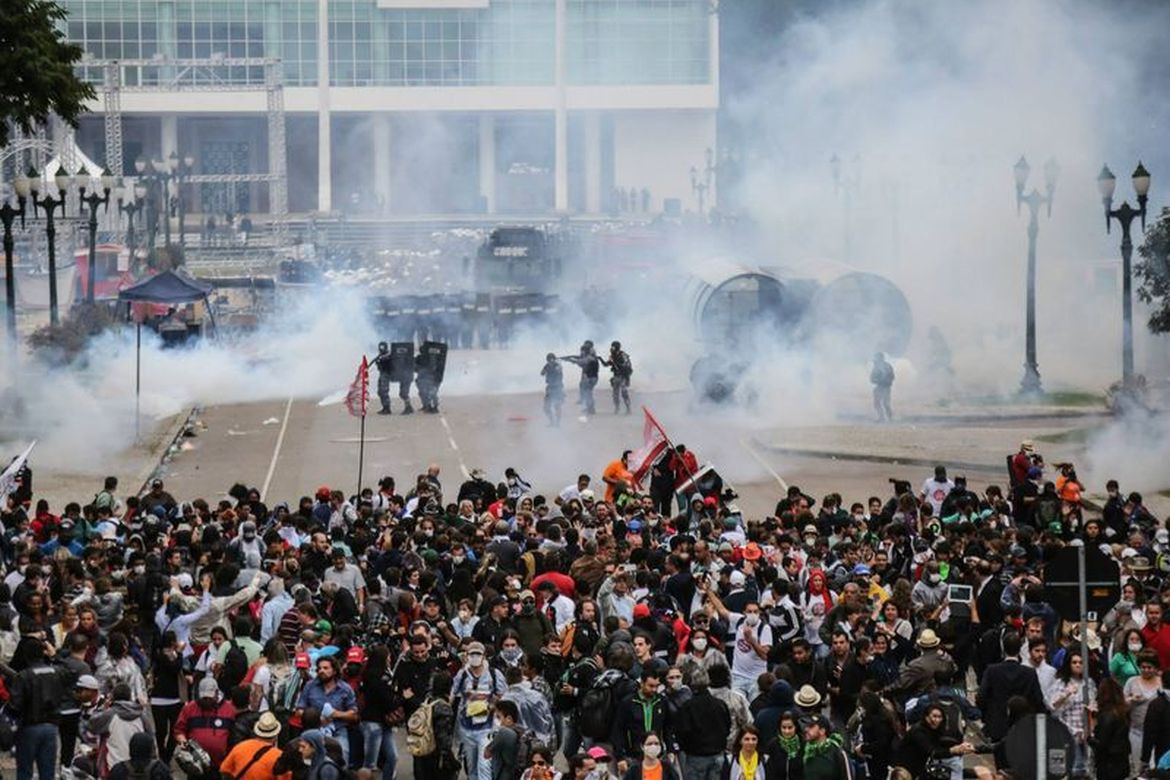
[643,744,661,759]
[501,647,523,664]
[508,478,517,486]
[1130,642,1143,652]
[692,638,708,651]
[303,757,313,766]
[424,529,434,538]
[133,565,145,575]
[468,653,484,666]
[928,573,941,585]
[244,532,255,541]
[744,613,760,627]
[522,603,535,615]
[494,716,504,728]
[666,678,681,690]
[453,556,465,565]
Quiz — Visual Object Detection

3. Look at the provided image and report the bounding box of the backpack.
[406,698,437,757]
[577,668,623,739]
[511,724,537,776]
[317,756,360,780]
[219,639,249,694]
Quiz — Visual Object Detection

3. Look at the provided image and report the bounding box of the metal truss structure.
[92,57,288,235]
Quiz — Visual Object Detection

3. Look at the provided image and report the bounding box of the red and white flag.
[345,356,370,418]
[630,407,670,488]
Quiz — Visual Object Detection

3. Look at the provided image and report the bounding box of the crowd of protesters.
[0,437,1169,780]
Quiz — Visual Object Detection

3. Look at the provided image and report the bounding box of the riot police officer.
[870,351,895,422]
[416,363,439,414]
[541,352,565,426]
[561,340,599,416]
[374,342,394,415]
[601,340,633,414]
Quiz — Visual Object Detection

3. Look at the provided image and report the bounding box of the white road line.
[740,437,789,492]
[261,396,294,500]
[439,414,471,479]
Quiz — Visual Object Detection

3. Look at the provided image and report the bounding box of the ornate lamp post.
[117,181,148,253]
[1012,155,1059,395]
[2,171,30,350]
[78,167,114,304]
[171,151,197,247]
[690,147,715,217]
[28,166,73,325]
[1098,162,1151,389]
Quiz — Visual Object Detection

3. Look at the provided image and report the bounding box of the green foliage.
[1136,206,1170,334]
[0,0,95,147]
[27,301,116,364]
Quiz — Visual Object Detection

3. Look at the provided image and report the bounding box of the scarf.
[803,732,844,761]
[807,570,833,612]
[738,750,760,777]
[777,733,801,758]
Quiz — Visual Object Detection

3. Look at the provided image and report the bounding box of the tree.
[1136,205,1170,335]
[0,0,95,147]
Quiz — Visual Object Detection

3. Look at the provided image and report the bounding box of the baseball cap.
[197,677,220,698]
[176,573,194,590]
[717,541,734,553]
[519,590,536,602]
[295,652,311,669]
[627,519,642,532]
[587,746,612,760]
[315,485,331,500]
[467,641,486,655]
[579,489,595,501]
[345,646,366,664]
[314,619,333,634]
[76,674,101,690]
[633,603,651,619]
[729,570,746,587]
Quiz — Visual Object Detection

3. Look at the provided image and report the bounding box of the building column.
[553,0,568,212]
[316,0,332,212]
[584,112,602,214]
[478,115,496,214]
[161,115,178,160]
[372,114,391,214]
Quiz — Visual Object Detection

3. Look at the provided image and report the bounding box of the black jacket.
[976,659,1046,740]
[1142,691,1170,764]
[9,660,67,724]
[763,736,804,780]
[898,723,956,777]
[674,690,731,757]
[1092,709,1131,778]
[612,692,669,760]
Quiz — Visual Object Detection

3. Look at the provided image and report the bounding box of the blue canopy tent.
[118,271,215,439]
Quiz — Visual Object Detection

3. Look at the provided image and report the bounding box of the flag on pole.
[0,441,36,500]
[630,407,670,487]
[345,356,370,418]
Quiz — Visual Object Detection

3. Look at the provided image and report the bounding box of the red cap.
[315,486,331,500]
[345,646,366,664]
[633,603,651,619]
[295,652,311,669]
[743,542,762,561]
[703,496,718,507]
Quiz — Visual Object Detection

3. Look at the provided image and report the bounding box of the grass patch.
[1034,428,1098,446]
[1043,390,1106,407]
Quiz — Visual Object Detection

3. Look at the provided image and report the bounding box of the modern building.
[61,0,718,217]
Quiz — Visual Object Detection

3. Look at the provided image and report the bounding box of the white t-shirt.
[558,484,583,505]
[920,478,955,514]
[728,614,772,681]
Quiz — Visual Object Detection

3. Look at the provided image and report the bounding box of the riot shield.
[419,341,449,384]
[390,342,415,383]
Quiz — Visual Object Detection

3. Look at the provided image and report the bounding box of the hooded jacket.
[88,699,155,773]
[754,680,796,741]
[301,729,342,780]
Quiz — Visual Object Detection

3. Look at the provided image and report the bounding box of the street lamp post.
[28,167,73,325]
[135,156,175,249]
[1013,155,1059,396]
[690,147,715,217]
[1,171,30,351]
[117,182,148,254]
[171,151,196,247]
[1098,162,1152,389]
[78,168,114,304]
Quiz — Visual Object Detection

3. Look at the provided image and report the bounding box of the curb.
[750,438,1003,474]
[135,406,202,496]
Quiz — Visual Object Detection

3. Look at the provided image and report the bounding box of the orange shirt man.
[602,450,635,503]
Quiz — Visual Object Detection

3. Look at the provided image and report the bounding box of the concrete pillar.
[478,115,496,214]
[553,0,568,212]
[316,0,332,212]
[161,115,178,161]
[372,115,391,214]
[584,112,602,214]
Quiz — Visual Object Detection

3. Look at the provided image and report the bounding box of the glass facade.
[59,0,710,88]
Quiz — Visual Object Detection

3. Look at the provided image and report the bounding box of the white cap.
[579,489,595,501]
[1121,547,1139,559]
[729,570,746,587]
[176,573,194,590]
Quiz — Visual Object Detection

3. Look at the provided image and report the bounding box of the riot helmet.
[378,341,389,353]
[611,341,621,351]
[546,352,557,362]
[581,340,594,354]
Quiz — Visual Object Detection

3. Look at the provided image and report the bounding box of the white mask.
[453,556,465,565]
[1129,642,1143,652]
[643,744,661,759]
[928,573,941,585]
[468,653,484,666]
[744,614,760,627]
[692,638,708,651]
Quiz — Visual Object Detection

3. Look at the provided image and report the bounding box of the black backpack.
[577,668,623,739]
[219,639,249,694]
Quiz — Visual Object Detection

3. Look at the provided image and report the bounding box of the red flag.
[630,406,670,487]
[345,356,369,418]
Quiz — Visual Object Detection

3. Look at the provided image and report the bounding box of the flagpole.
[643,405,699,485]
[357,411,366,498]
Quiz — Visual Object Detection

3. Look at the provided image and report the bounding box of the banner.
[345,356,370,418]
[630,407,670,487]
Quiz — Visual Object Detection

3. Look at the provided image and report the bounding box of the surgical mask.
[1129,642,1143,653]
[744,613,760,627]
[468,653,484,666]
[501,647,523,664]
[424,529,434,538]
[928,573,941,585]
[643,744,661,759]
[133,565,145,575]
[303,757,313,766]
[453,556,465,565]
[692,638,707,651]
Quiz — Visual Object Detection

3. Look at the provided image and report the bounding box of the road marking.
[740,437,789,492]
[439,414,471,479]
[261,396,293,500]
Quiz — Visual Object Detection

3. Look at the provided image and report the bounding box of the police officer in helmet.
[374,341,393,415]
[601,340,633,414]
